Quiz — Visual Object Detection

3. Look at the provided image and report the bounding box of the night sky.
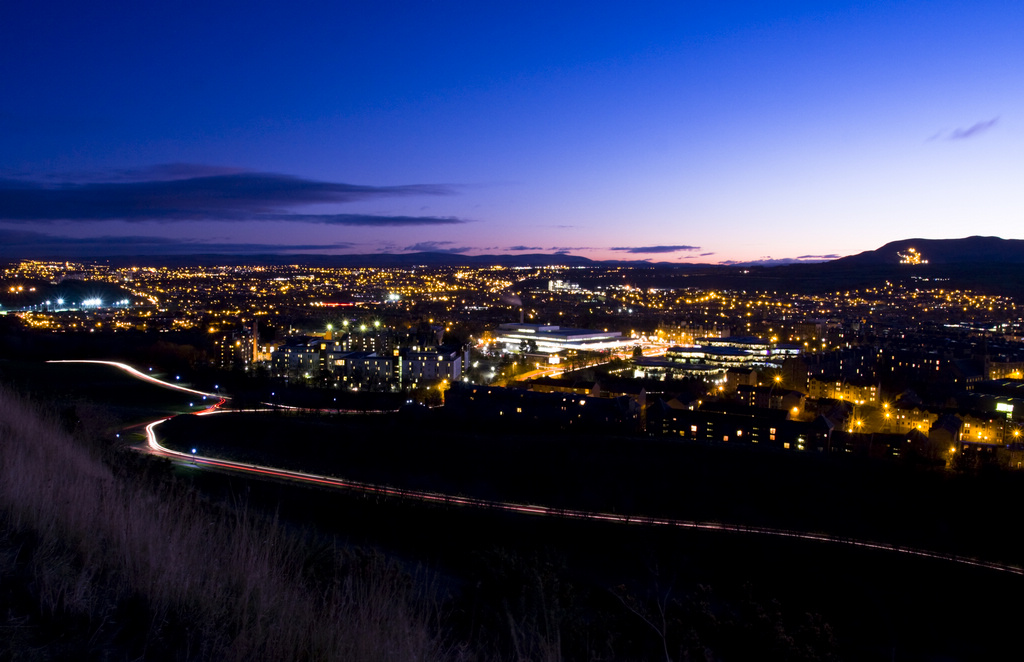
[2,1,1021,264]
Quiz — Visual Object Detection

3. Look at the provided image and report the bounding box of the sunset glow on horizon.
[2,1,1022,264]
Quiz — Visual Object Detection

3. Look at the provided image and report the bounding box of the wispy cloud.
[719,255,836,266]
[280,213,466,225]
[699,252,715,257]
[610,245,700,254]
[507,245,543,251]
[949,117,998,140]
[402,241,472,253]
[929,117,1000,142]
[0,166,464,225]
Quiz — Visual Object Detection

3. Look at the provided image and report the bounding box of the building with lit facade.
[493,323,631,355]
[401,348,462,384]
[807,377,881,405]
[631,337,800,381]
[271,335,462,388]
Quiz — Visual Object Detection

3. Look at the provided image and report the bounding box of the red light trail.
[54,358,1024,577]
[143,414,1024,577]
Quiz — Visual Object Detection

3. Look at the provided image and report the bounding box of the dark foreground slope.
[6,383,1024,661]
[0,387,444,661]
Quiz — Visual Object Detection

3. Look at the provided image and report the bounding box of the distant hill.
[722,236,1024,299]
[832,236,1024,267]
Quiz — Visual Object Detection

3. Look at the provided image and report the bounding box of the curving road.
[56,358,1024,577]
[47,359,223,399]
[143,414,1024,577]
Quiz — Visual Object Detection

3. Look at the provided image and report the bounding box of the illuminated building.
[493,323,630,354]
[897,247,928,265]
[401,348,462,384]
[807,377,880,405]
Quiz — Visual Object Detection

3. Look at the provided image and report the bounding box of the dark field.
[0,359,210,428]
[159,410,1024,565]
[182,456,1024,662]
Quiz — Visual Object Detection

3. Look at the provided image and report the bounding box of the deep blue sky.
[2,1,1021,263]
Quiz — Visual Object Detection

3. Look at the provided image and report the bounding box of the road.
[59,358,1024,577]
[47,359,222,399]
[143,414,1024,578]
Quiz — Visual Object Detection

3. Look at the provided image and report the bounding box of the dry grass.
[0,385,452,661]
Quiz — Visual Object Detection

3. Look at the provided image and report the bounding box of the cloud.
[0,167,461,224]
[718,255,838,266]
[699,252,715,257]
[507,245,543,251]
[946,117,999,141]
[281,213,466,225]
[548,246,591,251]
[0,228,353,257]
[610,245,700,254]
[402,241,472,253]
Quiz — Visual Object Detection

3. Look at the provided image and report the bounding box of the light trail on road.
[70,358,1022,577]
[45,359,398,414]
[144,414,1024,577]
[47,359,223,399]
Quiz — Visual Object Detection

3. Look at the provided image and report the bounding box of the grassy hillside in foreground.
[0,385,445,661]
[0,382,855,662]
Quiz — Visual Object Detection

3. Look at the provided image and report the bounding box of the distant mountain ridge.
[832,236,1024,266]
[6,236,1022,271]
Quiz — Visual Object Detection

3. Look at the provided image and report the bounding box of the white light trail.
[47,359,221,398]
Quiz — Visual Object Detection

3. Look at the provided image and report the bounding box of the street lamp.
[767,374,782,409]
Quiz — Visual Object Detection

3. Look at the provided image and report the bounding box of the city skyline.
[2,1,1022,263]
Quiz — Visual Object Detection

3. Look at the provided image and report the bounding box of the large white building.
[493,323,632,354]
[632,337,802,380]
